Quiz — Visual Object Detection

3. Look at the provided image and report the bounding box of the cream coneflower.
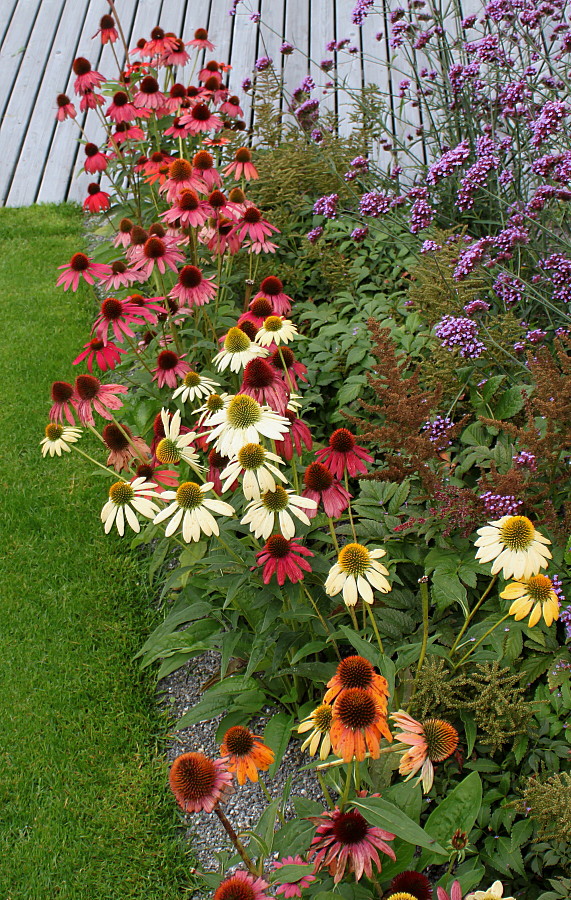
[172,370,220,404]
[153,481,234,542]
[205,394,290,458]
[324,655,390,707]
[154,408,202,473]
[214,872,271,900]
[220,725,275,784]
[309,807,395,883]
[465,882,515,900]
[500,574,560,627]
[331,688,392,761]
[213,327,268,373]
[474,515,551,580]
[390,871,433,900]
[298,703,333,759]
[100,477,161,535]
[241,486,317,540]
[40,423,82,457]
[168,752,233,813]
[325,543,390,607]
[391,710,459,793]
[220,443,287,499]
[194,391,231,428]
[255,316,298,348]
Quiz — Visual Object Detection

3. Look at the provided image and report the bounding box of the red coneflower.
[232,206,280,244]
[83,143,108,174]
[109,122,145,145]
[273,410,313,461]
[73,337,126,373]
[169,264,217,308]
[213,872,271,900]
[309,806,396,883]
[224,147,259,181]
[79,89,105,112]
[56,252,111,292]
[106,90,141,123]
[315,428,373,479]
[330,687,392,761]
[142,26,180,59]
[152,350,190,389]
[186,27,215,51]
[72,57,105,95]
[390,871,433,900]
[97,259,143,291]
[133,74,166,109]
[303,462,351,519]
[160,36,190,68]
[239,296,273,329]
[240,357,290,414]
[269,346,308,390]
[83,183,111,213]
[114,218,133,248]
[207,449,233,495]
[164,83,188,113]
[49,381,77,425]
[161,189,211,229]
[134,460,178,492]
[168,752,233,813]
[219,96,244,119]
[202,216,242,255]
[255,534,314,585]
[193,149,222,190]
[102,423,151,472]
[55,93,76,121]
[179,102,223,135]
[92,13,118,44]
[130,236,185,278]
[73,374,128,425]
[324,656,390,707]
[92,295,160,344]
[164,116,193,139]
[203,135,231,147]
[220,726,275,785]
[255,276,293,315]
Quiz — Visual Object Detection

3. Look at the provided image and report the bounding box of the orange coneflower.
[330,687,392,762]
[391,710,459,793]
[324,655,390,708]
[220,726,275,784]
[169,752,233,813]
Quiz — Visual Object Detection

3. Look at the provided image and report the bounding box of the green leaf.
[492,385,527,420]
[431,573,468,615]
[417,772,482,868]
[480,374,506,403]
[387,481,410,515]
[270,864,314,885]
[353,797,448,856]
[338,625,383,668]
[459,709,477,757]
[272,819,317,858]
[264,712,294,778]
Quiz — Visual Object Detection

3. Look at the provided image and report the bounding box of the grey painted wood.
[228,2,260,129]
[0,0,44,117]
[282,0,309,124]
[310,0,335,117]
[334,0,362,137]
[0,0,20,50]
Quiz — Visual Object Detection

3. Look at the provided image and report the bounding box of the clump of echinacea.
[500,574,560,627]
[101,477,161,535]
[391,710,459,793]
[40,423,82,457]
[153,481,234,542]
[325,543,391,606]
[168,752,233,814]
[474,515,551,580]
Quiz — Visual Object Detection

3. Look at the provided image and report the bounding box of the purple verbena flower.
[513,450,537,471]
[313,193,338,219]
[409,196,435,233]
[426,139,471,185]
[255,56,272,71]
[530,100,569,148]
[421,240,441,253]
[280,41,294,54]
[423,415,455,450]
[359,191,392,217]
[464,299,491,315]
[435,315,485,358]
[352,0,375,25]
[351,226,369,242]
[307,226,324,243]
[480,492,523,516]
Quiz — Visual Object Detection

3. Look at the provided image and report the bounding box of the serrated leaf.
[492,385,527,420]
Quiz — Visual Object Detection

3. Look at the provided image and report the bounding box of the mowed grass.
[0,205,192,899]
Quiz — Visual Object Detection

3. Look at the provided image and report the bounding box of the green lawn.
[0,205,192,898]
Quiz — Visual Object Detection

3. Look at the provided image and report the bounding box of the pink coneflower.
[83,143,108,174]
[97,259,143,291]
[273,856,316,898]
[93,13,118,44]
[161,189,211,229]
[79,90,105,112]
[134,460,178,492]
[255,276,293,315]
[109,122,145,145]
[169,752,233,813]
[303,461,351,518]
[133,75,166,109]
[130,236,185,278]
[203,135,231,147]
[160,37,190,67]
[129,37,148,59]
[186,27,215,51]
[238,296,274,329]
[208,449,234,495]
[390,710,459,793]
[269,346,308,390]
[240,357,290,414]
[224,147,259,181]
[213,871,271,900]
[274,411,313,461]
[233,206,280,243]
[315,428,373,479]
[199,59,221,79]
[73,374,128,425]
[72,57,105,95]
[164,83,188,113]
[169,265,217,308]
[309,807,396,883]
[219,95,244,118]
[102,423,151,472]
[437,881,463,900]
[159,157,204,203]
[50,381,77,424]
[93,296,158,344]
[207,189,232,220]
[201,217,241,255]
[142,151,172,176]
[164,116,192,138]
[142,27,180,59]
[152,350,190,389]
[180,102,223,134]
[55,93,76,121]
[256,535,314,585]
[73,338,126,373]
[56,252,111,292]
[192,150,222,191]
[105,90,141,123]
[83,183,111,213]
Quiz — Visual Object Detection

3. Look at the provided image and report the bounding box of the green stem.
[339,760,354,812]
[316,743,408,770]
[416,577,430,678]
[327,517,340,554]
[450,574,498,656]
[301,584,341,659]
[348,604,359,632]
[453,613,511,670]
[317,771,336,809]
[343,471,357,541]
[257,776,286,825]
[366,603,384,655]
[71,445,118,477]
[213,806,258,875]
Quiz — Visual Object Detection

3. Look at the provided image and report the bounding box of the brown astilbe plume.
[346,319,468,492]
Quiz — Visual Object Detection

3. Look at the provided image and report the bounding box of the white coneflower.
[153,481,234,542]
[241,486,317,539]
[474,515,551,580]
[325,543,391,606]
[212,326,268,373]
[40,422,82,457]
[193,392,230,427]
[255,315,298,347]
[101,477,161,535]
[220,443,287,499]
[155,408,203,474]
[172,370,220,404]
[205,394,289,458]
